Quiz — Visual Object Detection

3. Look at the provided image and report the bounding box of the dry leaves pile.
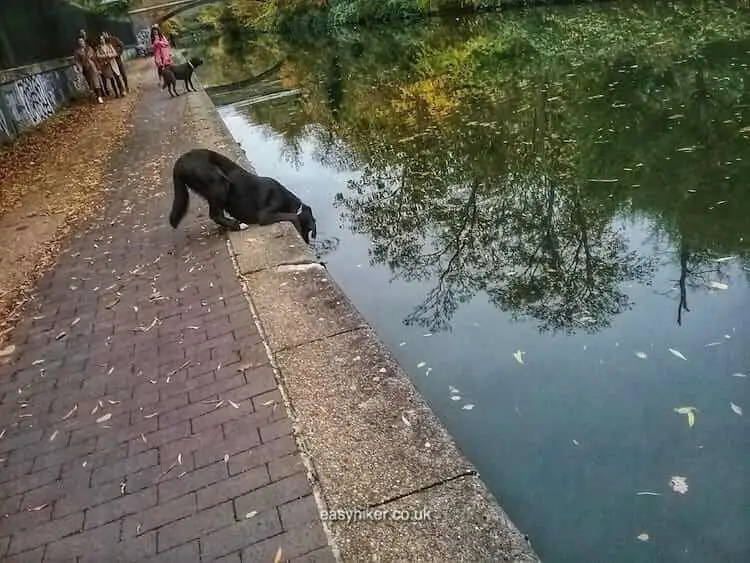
[0,85,142,347]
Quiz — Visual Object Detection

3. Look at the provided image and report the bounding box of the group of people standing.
[73,23,175,103]
[73,29,129,104]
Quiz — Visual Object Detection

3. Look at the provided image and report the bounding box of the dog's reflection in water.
[309,236,339,260]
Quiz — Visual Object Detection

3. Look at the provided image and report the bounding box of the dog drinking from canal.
[169,148,317,244]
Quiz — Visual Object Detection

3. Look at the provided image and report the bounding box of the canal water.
[196,2,750,560]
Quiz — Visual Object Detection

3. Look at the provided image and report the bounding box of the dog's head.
[296,204,317,245]
[189,57,204,69]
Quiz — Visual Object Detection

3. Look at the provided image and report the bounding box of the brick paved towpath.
[0,67,335,562]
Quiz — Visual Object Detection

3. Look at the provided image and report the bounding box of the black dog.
[162,56,203,97]
[169,148,317,244]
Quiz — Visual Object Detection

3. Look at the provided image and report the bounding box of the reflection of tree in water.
[211,5,750,333]
[336,169,655,334]
[656,239,736,327]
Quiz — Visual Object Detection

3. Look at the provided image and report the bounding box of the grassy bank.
[182,0,605,38]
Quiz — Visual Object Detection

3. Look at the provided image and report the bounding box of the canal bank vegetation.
[201,0,750,333]
[189,0,605,36]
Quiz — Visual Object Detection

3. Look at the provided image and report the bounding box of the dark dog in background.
[162,56,204,97]
[169,148,317,244]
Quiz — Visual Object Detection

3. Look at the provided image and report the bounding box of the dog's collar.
[187,61,194,69]
[296,205,303,216]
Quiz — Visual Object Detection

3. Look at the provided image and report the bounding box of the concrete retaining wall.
[183,77,542,562]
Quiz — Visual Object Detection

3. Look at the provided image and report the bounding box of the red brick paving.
[0,80,334,562]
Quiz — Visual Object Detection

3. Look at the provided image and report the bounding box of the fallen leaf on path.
[61,404,78,420]
[273,547,283,563]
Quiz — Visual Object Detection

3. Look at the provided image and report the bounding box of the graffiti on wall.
[0,106,9,140]
[0,61,88,142]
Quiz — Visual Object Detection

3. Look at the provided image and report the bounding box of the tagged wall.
[0,58,88,143]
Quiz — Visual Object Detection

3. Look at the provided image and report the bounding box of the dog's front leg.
[209,203,247,231]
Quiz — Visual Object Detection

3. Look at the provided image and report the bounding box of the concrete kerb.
[183,84,541,561]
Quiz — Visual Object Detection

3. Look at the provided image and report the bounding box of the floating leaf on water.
[96,413,112,424]
[730,402,743,416]
[674,406,697,427]
[670,476,688,494]
[707,281,729,290]
[731,372,747,378]
[450,396,461,401]
[636,491,661,496]
[637,533,650,542]
[713,256,735,263]
[677,146,697,152]
[704,342,722,347]
[416,361,426,369]
[635,351,648,359]
[668,348,687,361]
[513,350,525,364]
[448,386,460,395]
[462,404,475,410]
[572,439,580,446]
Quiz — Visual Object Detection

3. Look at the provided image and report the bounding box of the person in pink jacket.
[150,25,173,86]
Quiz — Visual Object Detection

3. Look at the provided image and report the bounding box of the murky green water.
[197,2,750,560]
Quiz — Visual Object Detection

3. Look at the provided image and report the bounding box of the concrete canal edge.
[184,85,541,562]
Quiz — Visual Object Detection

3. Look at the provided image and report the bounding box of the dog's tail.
[169,167,190,228]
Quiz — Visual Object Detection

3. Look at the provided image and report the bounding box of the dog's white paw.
[239,223,249,231]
